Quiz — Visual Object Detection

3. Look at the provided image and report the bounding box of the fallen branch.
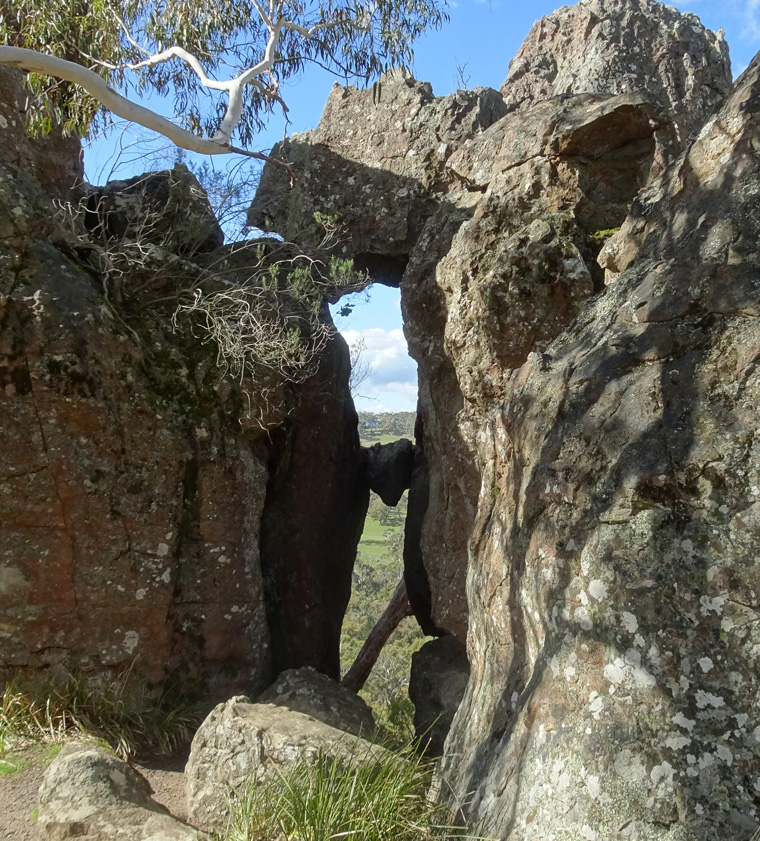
[342,577,413,693]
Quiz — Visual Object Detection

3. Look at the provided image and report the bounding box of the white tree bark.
[0,46,236,156]
[0,3,348,162]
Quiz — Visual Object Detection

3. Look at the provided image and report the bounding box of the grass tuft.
[224,738,462,841]
[0,669,205,759]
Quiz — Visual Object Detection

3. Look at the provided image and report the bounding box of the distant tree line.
[358,412,416,440]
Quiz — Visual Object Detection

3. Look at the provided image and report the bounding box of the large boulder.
[402,89,669,638]
[186,697,386,830]
[84,164,224,256]
[435,45,760,841]
[501,0,731,150]
[256,666,377,737]
[38,742,208,840]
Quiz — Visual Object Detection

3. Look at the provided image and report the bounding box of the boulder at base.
[408,636,469,756]
[186,697,386,831]
[38,742,208,840]
[256,666,377,737]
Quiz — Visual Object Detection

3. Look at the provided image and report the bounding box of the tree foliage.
[1,0,447,150]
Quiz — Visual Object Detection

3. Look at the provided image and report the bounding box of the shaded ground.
[0,743,192,839]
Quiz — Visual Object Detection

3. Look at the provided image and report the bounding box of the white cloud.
[342,327,418,412]
[745,0,760,37]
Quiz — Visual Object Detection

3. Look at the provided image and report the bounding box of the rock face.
[258,333,368,680]
[0,155,272,697]
[0,85,365,699]
[249,0,756,838]
[186,696,385,830]
[38,742,208,840]
[501,0,731,149]
[0,68,83,203]
[252,0,730,646]
[256,666,377,737]
[436,50,760,841]
[408,636,469,756]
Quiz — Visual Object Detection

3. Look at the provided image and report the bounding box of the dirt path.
[0,744,194,839]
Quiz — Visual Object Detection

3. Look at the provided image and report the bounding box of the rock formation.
[186,696,386,830]
[0,72,365,698]
[252,0,730,646]
[4,0,759,835]
[434,48,760,840]
[38,742,208,840]
[249,0,760,837]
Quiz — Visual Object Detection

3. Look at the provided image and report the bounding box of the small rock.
[38,742,208,840]
[362,438,415,506]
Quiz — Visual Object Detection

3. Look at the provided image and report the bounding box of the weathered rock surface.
[0,68,83,203]
[0,160,273,697]
[502,0,731,149]
[38,742,208,840]
[0,83,365,699]
[248,71,507,266]
[435,44,760,841]
[408,635,469,756]
[362,438,415,506]
[256,666,377,737]
[250,1,731,649]
[186,696,385,830]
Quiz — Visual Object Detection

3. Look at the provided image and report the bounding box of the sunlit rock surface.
[248,0,760,836]
[0,83,365,699]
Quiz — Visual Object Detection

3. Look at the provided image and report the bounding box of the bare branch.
[0,45,295,177]
[0,46,232,156]
[127,46,234,92]
[342,578,413,693]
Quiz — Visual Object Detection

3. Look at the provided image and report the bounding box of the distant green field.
[358,515,403,560]
[360,433,411,447]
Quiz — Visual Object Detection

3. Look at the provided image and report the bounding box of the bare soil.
[0,743,196,839]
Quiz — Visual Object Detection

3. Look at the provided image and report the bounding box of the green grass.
[0,753,30,776]
[0,670,205,759]
[358,516,398,560]
[223,738,458,841]
[360,434,408,447]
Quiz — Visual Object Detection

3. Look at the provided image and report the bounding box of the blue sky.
[83,0,760,413]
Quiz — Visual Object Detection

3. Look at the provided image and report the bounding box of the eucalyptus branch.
[0,46,233,156]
